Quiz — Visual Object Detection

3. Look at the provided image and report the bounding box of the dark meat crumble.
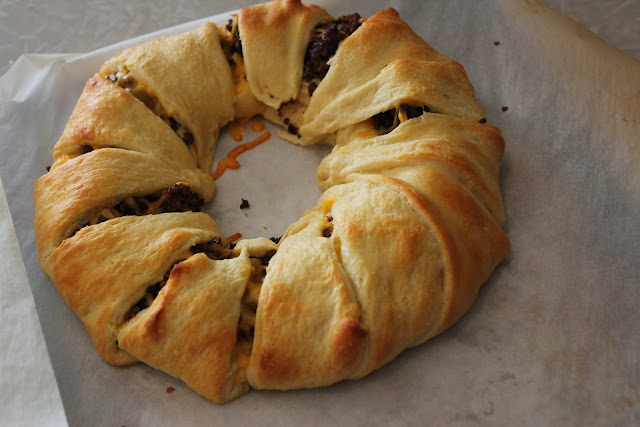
[303,13,363,82]
[372,104,430,134]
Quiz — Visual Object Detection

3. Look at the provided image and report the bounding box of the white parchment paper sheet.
[0,177,67,426]
[0,0,638,425]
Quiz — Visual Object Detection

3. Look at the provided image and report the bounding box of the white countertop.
[0,0,640,75]
[1,0,638,77]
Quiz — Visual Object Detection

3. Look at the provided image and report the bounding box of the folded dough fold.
[34,148,215,265]
[52,74,197,169]
[45,213,222,365]
[100,23,234,172]
[247,227,366,390]
[318,114,506,224]
[298,8,456,144]
[240,0,329,109]
[300,58,484,142]
[117,253,252,404]
[280,174,508,379]
[289,179,447,377]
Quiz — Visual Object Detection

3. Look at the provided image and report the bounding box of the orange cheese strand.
[229,120,247,142]
[355,130,379,138]
[322,195,336,215]
[251,120,265,132]
[225,232,243,245]
[212,132,271,180]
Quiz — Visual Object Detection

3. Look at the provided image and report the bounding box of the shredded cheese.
[143,192,170,215]
[124,197,142,216]
[88,207,122,225]
[49,154,74,171]
[234,78,247,95]
[237,352,250,369]
[225,232,243,245]
[322,196,336,216]
[231,53,246,83]
[355,130,379,138]
[211,132,271,180]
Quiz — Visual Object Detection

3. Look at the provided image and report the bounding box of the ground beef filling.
[269,236,281,244]
[105,72,194,146]
[303,13,363,83]
[223,13,362,84]
[81,183,203,228]
[322,213,334,238]
[124,271,171,321]
[372,104,430,134]
[224,18,243,57]
[123,238,241,322]
[287,123,300,137]
[191,236,240,261]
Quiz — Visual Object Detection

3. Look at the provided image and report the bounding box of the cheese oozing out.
[233,249,277,383]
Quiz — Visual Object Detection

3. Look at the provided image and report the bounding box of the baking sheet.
[0,0,639,424]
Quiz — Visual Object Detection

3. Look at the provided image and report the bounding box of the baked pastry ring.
[33,0,510,404]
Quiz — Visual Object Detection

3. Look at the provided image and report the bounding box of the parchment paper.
[0,177,67,426]
[0,0,638,425]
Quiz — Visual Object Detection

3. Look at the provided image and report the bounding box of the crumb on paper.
[244,212,248,217]
[166,386,175,394]
[240,198,250,209]
[263,226,267,230]
[494,41,501,46]
[502,106,509,112]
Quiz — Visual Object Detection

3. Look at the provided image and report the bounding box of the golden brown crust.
[299,8,459,144]
[117,253,252,403]
[247,231,367,389]
[319,114,506,224]
[45,213,222,365]
[240,0,328,108]
[100,23,234,172]
[301,58,484,142]
[33,3,510,404]
[33,148,214,266]
[277,173,508,379]
[282,179,449,377]
[53,75,196,168]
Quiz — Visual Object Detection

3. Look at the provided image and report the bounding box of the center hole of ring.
[208,119,332,239]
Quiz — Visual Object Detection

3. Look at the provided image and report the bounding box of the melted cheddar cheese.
[233,256,271,384]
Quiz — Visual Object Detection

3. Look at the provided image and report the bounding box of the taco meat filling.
[303,13,363,83]
[372,104,430,134]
